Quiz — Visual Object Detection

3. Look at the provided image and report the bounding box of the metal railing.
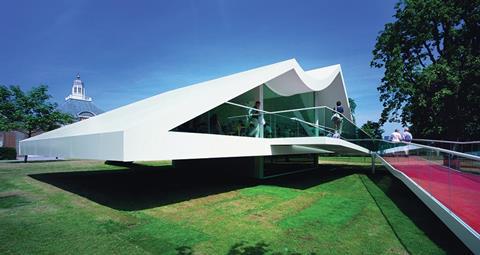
[172,101,376,150]
[375,139,480,161]
[412,139,480,156]
[224,102,375,150]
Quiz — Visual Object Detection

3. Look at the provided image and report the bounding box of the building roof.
[20,59,359,161]
[59,98,104,118]
[29,59,351,139]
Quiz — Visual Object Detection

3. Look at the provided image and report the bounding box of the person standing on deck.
[402,127,412,142]
[391,129,402,142]
[390,129,403,157]
[331,101,344,136]
[402,127,413,157]
[248,101,264,137]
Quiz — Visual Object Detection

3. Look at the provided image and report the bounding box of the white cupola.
[65,74,92,101]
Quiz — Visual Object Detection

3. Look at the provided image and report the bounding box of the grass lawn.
[0,158,470,254]
[318,156,382,165]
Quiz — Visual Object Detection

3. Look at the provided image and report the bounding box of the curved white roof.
[20,59,357,161]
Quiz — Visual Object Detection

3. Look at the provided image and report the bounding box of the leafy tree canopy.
[361,121,385,139]
[371,0,480,140]
[0,85,73,137]
[0,86,17,131]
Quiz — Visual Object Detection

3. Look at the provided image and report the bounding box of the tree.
[4,85,73,137]
[0,85,18,131]
[371,0,480,140]
[361,121,384,139]
[348,97,357,123]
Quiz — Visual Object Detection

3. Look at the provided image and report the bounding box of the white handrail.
[289,117,336,134]
[272,106,326,114]
[225,110,336,135]
[413,139,480,145]
[225,101,372,139]
[374,139,480,161]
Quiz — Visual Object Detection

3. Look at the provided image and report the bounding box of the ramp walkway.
[376,140,480,253]
[383,155,480,232]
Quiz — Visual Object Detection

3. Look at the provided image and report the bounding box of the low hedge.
[0,147,17,160]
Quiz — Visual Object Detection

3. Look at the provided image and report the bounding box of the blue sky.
[0,0,399,134]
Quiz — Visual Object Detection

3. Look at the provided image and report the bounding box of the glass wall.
[263,85,314,112]
[171,85,317,139]
[263,84,315,138]
[230,86,260,107]
[172,86,261,136]
[170,84,375,151]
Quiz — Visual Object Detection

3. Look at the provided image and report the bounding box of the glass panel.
[267,112,311,138]
[263,84,314,112]
[230,86,260,106]
[316,107,375,150]
[172,103,251,136]
[411,139,480,156]
[172,86,261,136]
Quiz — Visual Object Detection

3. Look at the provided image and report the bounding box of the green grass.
[318,156,382,165]
[0,159,470,254]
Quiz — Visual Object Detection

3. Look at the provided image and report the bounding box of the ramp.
[376,141,480,253]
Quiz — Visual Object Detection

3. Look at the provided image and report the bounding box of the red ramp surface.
[384,156,480,234]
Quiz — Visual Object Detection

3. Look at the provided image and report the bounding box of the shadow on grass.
[30,163,256,211]
[29,161,471,253]
[29,163,352,211]
[176,242,311,255]
[366,170,472,254]
[264,165,362,190]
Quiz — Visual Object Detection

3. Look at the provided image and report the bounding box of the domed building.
[59,74,104,121]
